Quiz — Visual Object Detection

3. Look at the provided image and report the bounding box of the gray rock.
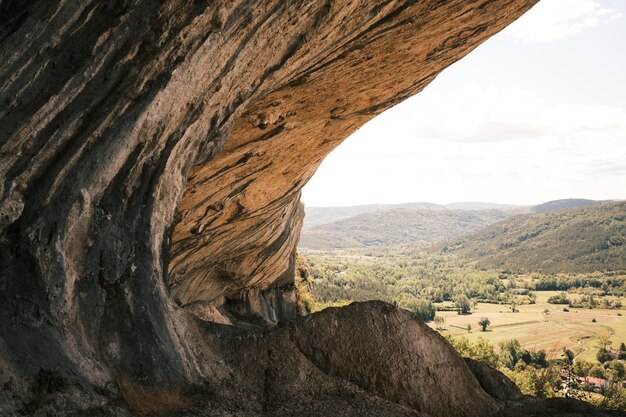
[464,357,524,401]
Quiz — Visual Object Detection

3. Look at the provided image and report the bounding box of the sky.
[301,0,626,207]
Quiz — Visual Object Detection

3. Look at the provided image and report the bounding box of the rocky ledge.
[5,301,625,416]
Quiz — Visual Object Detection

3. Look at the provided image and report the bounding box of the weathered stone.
[12,1,624,416]
[292,302,501,417]
[167,1,542,311]
[464,357,524,401]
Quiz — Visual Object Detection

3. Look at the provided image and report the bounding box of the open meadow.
[430,291,626,362]
[303,249,626,364]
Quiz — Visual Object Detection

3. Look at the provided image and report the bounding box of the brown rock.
[464,357,524,401]
[167,0,541,313]
[291,301,501,417]
[5,1,591,416]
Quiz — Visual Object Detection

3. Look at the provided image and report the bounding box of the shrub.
[34,368,67,395]
[447,336,499,368]
[18,368,68,414]
[597,348,616,364]
[478,317,491,332]
[589,364,606,379]
[455,294,472,315]
[547,292,570,305]
[401,298,435,322]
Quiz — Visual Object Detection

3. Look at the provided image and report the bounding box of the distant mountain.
[441,201,626,274]
[531,199,600,213]
[299,208,519,250]
[445,202,526,211]
[302,202,445,229]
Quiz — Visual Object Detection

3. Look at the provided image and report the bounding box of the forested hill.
[298,208,519,250]
[302,202,446,228]
[531,198,601,212]
[442,201,626,274]
[303,201,526,228]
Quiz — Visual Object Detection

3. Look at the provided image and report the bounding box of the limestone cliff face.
[0,1,549,415]
[166,0,539,311]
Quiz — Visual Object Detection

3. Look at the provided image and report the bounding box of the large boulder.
[464,357,524,401]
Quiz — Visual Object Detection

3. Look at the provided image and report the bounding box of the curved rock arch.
[0,1,549,415]
[167,0,536,313]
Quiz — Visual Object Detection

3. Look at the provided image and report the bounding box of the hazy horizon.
[303,197,619,209]
[302,0,626,207]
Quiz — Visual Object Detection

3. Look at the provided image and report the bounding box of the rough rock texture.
[8,0,620,416]
[464,358,524,401]
[501,397,626,417]
[194,302,468,417]
[165,0,540,310]
[292,302,500,417]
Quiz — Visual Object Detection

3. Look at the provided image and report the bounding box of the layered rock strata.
[6,1,604,415]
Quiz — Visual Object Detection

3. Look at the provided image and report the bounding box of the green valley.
[298,199,626,408]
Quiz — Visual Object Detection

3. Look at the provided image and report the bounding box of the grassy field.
[431,291,626,362]
[303,249,626,365]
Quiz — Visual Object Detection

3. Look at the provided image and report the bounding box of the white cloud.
[302,85,626,206]
[504,0,622,43]
[301,3,626,207]
[407,85,626,144]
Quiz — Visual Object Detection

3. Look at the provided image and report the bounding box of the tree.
[500,339,523,370]
[607,359,625,380]
[506,363,561,398]
[447,336,499,368]
[403,298,435,322]
[478,317,491,332]
[598,334,612,350]
[619,343,626,360]
[530,350,548,368]
[455,294,472,315]
[597,348,616,364]
[597,384,626,410]
[589,364,606,379]
[434,315,446,330]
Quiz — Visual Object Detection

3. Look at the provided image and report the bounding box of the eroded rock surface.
[9,1,622,416]
[292,302,500,417]
[464,358,524,402]
[166,0,540,313]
